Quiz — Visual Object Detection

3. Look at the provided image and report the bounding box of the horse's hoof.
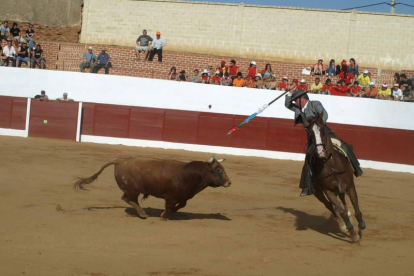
[350,232,360,243]
[160,211,168,221]
[359,220,366,230]
[137,211,148,219]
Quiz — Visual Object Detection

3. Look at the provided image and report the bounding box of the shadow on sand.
[275,206,351,243]
[85,206,231,221]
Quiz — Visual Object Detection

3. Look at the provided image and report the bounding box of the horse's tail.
[73,160,118,191]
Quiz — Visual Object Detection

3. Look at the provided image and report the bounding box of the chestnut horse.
[306,113,366,242]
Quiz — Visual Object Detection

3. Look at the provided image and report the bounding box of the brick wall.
[80,0,414,70]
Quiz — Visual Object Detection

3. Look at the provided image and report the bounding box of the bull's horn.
[208,155,215,164]
[217,158,226,163]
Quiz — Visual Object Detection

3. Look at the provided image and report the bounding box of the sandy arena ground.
[0,136,413,276]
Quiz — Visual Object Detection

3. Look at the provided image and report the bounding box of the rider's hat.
[290,89,308,101]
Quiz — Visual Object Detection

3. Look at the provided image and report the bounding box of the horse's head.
[305,112,331,160]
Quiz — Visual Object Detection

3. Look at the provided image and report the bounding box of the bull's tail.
[73,160,118,191]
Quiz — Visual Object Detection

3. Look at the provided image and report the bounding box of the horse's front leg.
[314,189,337,217]
[325,190,359,243]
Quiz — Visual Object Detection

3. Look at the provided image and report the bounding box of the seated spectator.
[392,84,403,101]
[289,78,299,91]
[31,44,46,69]
[277,76,289,91]
[220,72,232,86]
[167,67,177,80]
[233,72,246,87]
[377,84,391,100]
[261,63,275,81]
[92,49,111,74]
[80,47,96,73]
[200,69,210,84]
[348,58,359,76]
[57,93,74,102]
[398,74,413,91]
[2,39,16,67]
[403,86,414,102]
[401,84,411,99]
[192,69,201,83]
[363,82,378,98]
[210,70,221,85]
[326,59,336,76]
[219,60,228,76]
[333,80,350,96]
[0,21,9,42]
[349,81,362,97]
[312,58,324,75]
[357,70,370,88]
[25,32,36,55]
[321,79,334,95]
[310,77,323,94]
[0,44,5,66]
[247,61,257,80]
[206,63,214,76]
[34,90,49,101]
[228,59,239,81]
[25,24,35,38]
[338,62,354,85]
[148,31,165,62]
[394,72,400,84]
[297,79,308,91]
[16,41,29,67]
[135,29,152,60]
[253,74,265,89]
[10,22,21,46]
[178,70,187,82]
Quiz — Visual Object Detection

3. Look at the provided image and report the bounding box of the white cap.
[202,69,209,74]
[88,46,93,50]
[318,58,323,61]
[382,84,388,88]
[369,81,375,86]
[394,83,399,87]
[255,73,262,78]
[251,61,256,65]
[363,70,368,74]
[300,79,306,83]
[282,76,288,80]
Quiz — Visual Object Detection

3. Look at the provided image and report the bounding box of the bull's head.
[207,155,231,188]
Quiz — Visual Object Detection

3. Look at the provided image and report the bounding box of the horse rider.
[285,89,363,196]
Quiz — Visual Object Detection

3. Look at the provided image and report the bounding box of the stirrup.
[300,187,312,197]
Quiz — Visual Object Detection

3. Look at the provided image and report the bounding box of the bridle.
[307,122,332,162]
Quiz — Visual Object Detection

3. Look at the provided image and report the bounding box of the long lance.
[226,89,293,136]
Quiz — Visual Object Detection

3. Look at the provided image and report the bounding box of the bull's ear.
[208,155,215,164]
[217,158,226,163]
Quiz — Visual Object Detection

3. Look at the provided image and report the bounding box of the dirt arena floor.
[1,136,413,276]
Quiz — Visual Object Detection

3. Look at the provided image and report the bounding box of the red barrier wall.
[81,103,414,165]
[29,100,79,140]
[0,96,27,130]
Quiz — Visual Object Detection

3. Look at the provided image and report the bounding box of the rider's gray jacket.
[285,93,328,128]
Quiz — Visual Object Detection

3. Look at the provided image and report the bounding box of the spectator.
[80,47,96,73]
[178,70,187,82]
[401,84,411,99]
[228,59,239,81]
[207,63,214,76]
[192,69,201,83]
[312,58,324,75]
[394,73,400,84]
[363,82,378,98]
[398,74,413,91]
[0,44,4,66]
[297,79,308,90]
[310,77,322,94]
[233,72,246,87]
[148,31,165,62]
[57,93,74,102]
[25,24,35,38]
[349,81,362,97]
[135,29,152,60]
[334,80,350,96]
[220,72,232,86]
[289,78,299,91]
[10,22,21,46]
[0,21,9,42]
[219,60,228,76]
[253,73,265,89]
[167,67,177,80]
[31,44,46,69]
[403,86,414,102]
[34,90,49,101]
[348,58,359,76]
[247,61,257,80]
[16,41,29,67]
[338,62,354,85]
[392,84,403,101]
[326,59,336,76]
[210,70,221,85]
[321,78,334,95]
[2,40,16,67]
[357,70,370,88]
[377,84,391,100]
[277,76,289,91]
[200,69,210,84]
[245,76,256,88]
[92,49,111,74]
[261,63,275,81]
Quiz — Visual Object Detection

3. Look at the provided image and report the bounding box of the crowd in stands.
[2,23,413,102]
[0,21,46,69]
[33,90,74,102]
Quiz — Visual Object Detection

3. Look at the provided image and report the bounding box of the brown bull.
[74,156,231,220]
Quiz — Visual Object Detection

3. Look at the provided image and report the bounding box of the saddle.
[331,138,350,161]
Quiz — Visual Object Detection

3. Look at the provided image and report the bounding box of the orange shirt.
[365,87,378,97]
[233,78,245,87]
